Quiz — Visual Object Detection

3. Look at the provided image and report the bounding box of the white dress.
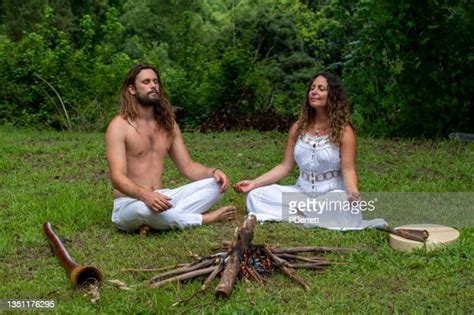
[246,134,386,230]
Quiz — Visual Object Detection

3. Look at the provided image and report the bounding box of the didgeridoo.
[44,222,102,288]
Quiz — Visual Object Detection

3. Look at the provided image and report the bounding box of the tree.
[342,0,474,136]
[2,0,47,41]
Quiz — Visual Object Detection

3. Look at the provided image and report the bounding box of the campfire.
[130,214,356,298]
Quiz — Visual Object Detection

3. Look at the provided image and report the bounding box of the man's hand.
[233,180,256,193]
[213,169,229,193]
[141,191,173,213]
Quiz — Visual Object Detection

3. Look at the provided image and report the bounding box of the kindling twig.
[287,263,331,270]
[202,257,226,291]
[148,266,217,289]
[275,253,328,263]
[148,258,216,284]
[264,246,310,291]
[122,264,188,273]
[270,246,357,254]
[243,264,265,286]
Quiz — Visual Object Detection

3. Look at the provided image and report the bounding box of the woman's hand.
[233,180,256,193]
[347,191,361,203]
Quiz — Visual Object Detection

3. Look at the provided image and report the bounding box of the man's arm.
[105,117,172,211]
[168,124,229,192]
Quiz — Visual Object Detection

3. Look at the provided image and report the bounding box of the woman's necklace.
[314,124,327,136]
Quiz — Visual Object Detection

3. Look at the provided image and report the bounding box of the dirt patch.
[365,159,397,173]
[49,167,109,183]
[13,241,55,261]
[92,169,109,182]
[22,152,53,169]
[416,167,443,180]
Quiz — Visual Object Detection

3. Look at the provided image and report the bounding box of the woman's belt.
[300,169,341,183]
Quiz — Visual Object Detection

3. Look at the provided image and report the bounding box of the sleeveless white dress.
[246,134,386,230]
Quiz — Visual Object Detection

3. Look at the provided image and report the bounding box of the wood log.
[215,214,257,298]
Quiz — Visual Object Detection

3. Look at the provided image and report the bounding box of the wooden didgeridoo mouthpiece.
[44,222,103,288]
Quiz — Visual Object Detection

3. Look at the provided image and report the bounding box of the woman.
[234,72,386,230]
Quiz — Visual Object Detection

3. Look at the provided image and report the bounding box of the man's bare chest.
[125,129,170,159]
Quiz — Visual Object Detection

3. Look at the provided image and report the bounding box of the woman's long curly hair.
[119,64,175,137]
[296,72,352,145]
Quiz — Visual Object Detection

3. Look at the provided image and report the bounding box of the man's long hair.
[119,64,175,136]
[297,72,352,145]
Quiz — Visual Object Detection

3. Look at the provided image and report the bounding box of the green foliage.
[0,5,135,130]
[0,0,472,136]
[341,0,474,137]
[186,0,318,128]
[1,0,47,41]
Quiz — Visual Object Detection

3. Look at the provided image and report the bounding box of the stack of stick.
[138,214,356,298]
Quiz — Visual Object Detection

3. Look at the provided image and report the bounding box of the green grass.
[0,126,473,313]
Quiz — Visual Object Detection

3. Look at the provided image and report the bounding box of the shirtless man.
[106,64,235,233]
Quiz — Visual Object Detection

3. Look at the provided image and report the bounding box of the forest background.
[0,0,473,137]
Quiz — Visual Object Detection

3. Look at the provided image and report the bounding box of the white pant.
[247,184,387,231]
[111,178,222,231]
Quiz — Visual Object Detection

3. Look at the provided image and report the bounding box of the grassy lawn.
[0,126,473,313]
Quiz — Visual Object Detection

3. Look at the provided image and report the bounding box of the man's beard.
[136,91,161,109]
